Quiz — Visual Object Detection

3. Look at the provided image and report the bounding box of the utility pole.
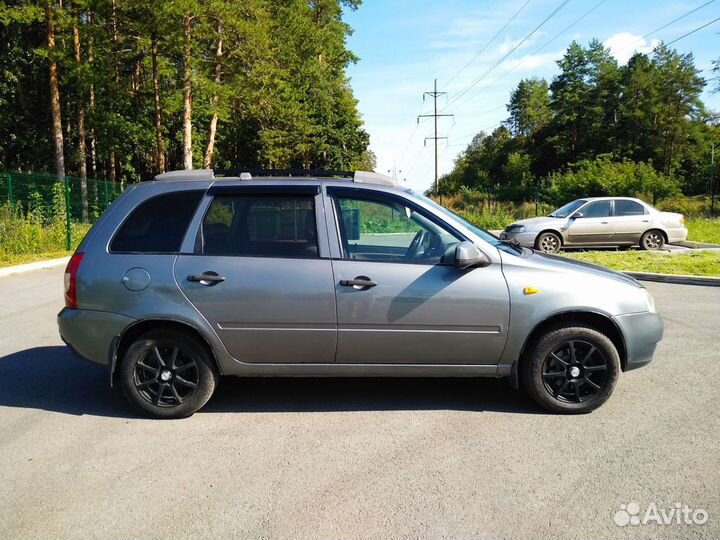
[418,79,453,194]
[711,143,716,218]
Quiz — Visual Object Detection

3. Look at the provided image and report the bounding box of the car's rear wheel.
[119,329,219,419]
[640,229,665,250]
[521,324,620,413]
[535,231,562,254]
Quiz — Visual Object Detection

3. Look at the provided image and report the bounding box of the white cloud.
[605,32,660,64]
[502,50,564,72]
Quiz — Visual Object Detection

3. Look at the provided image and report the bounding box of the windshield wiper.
[499,237,523,252]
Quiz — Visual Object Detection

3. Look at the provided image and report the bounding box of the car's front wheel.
[521,324,620,413]
[535,231,562,254]
[119,329,219,418]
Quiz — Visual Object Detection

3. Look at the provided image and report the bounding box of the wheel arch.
[535,229,564,247]
[518,310,628,372]
[111,318,221,387]
[643,227,668,242]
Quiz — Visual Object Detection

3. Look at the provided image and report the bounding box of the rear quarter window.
[110,190,204,253]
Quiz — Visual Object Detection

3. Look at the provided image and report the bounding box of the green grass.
[0,250,73,267]
[563,250,720,277]
[686,219,720,245]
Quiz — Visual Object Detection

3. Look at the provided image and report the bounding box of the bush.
[545,157,681,203]
[655,195,714,218]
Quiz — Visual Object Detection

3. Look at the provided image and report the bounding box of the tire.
[535,231,562,254]
[521,324,620,414]
[119,329,219,419]
[640,229,665,250]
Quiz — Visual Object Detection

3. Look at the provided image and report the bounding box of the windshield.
[550,199,586,218]
[412,191,503,247]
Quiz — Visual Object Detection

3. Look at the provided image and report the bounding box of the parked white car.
[500,197,687,253]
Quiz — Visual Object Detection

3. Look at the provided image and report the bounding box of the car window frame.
[326,186,467,266]
[613,199,647,217]
[192,185,325,260]
[576,199,612,219]
[108,189,206,255]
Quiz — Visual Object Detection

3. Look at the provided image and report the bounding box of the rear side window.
[614,200,646,216]
[199,194,318,258]
[110,190,204,253]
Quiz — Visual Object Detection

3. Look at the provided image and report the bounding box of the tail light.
[680,215,685,226]
[64,252,84,308]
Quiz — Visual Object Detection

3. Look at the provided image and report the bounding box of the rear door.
[175,185,337,363]
[609,199,649,243]
[566,200,613,245]
[327,187,509,365]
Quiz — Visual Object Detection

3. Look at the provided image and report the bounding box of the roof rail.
[153,168,398,187]
[214,168,353,178]
[353,170,397,187]
[154,169,214,181]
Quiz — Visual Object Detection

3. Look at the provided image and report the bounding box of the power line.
[459,0,608,121]
[442,0,533,89]
[666,15,720,45]
[641,0,716,41]
[442,0,573,111]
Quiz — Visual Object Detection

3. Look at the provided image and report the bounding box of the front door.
[175,187,337,363]
[328,188,509,365]
[566,200,613,245]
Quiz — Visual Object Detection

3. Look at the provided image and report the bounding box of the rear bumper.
[666,227,688,244]
[614,311,664,371]
[57,308,136,366]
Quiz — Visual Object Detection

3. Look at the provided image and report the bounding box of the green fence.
[0,172,123,252]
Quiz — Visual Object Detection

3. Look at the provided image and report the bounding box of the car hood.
[506,249,643,288]
[509,216,567,230]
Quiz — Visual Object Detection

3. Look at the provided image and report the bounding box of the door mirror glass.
[454,241,491,269]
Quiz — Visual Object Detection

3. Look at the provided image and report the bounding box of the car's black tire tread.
[521,324,620,414]
[119,329,219,419]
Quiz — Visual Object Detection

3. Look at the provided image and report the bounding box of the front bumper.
[58,308,136,366]
[614,311,664,371]
[499,230,539,248]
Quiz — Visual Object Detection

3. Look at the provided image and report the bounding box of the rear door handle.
[188,272,225,284]
[340,277,377,289]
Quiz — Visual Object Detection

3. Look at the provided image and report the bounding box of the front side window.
[200,194,318,258]
[333,194,461,264]
[579,201,611,218]
[614,200,646,216]
[110,190,204,253]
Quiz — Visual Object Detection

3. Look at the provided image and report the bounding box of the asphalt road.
[0,266,718,540]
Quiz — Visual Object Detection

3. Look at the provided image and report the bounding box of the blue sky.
[344,0,720,192]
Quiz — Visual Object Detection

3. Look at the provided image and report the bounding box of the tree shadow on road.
[0,346,543,417]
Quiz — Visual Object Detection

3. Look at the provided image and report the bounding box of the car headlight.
[643,289,656,313]
[505,224,526,233]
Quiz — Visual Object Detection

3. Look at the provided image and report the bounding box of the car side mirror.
[571,212,583,219]
[454,241,491,269]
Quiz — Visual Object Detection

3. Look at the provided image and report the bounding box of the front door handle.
[600,221,609,225]
[340,276,377,289]
[188,272,225,285]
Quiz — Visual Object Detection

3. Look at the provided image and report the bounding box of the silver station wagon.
[500,197,688,253]
[58,170,663,418]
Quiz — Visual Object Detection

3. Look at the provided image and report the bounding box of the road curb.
[623,271,720,287]
[0,256,70,278]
